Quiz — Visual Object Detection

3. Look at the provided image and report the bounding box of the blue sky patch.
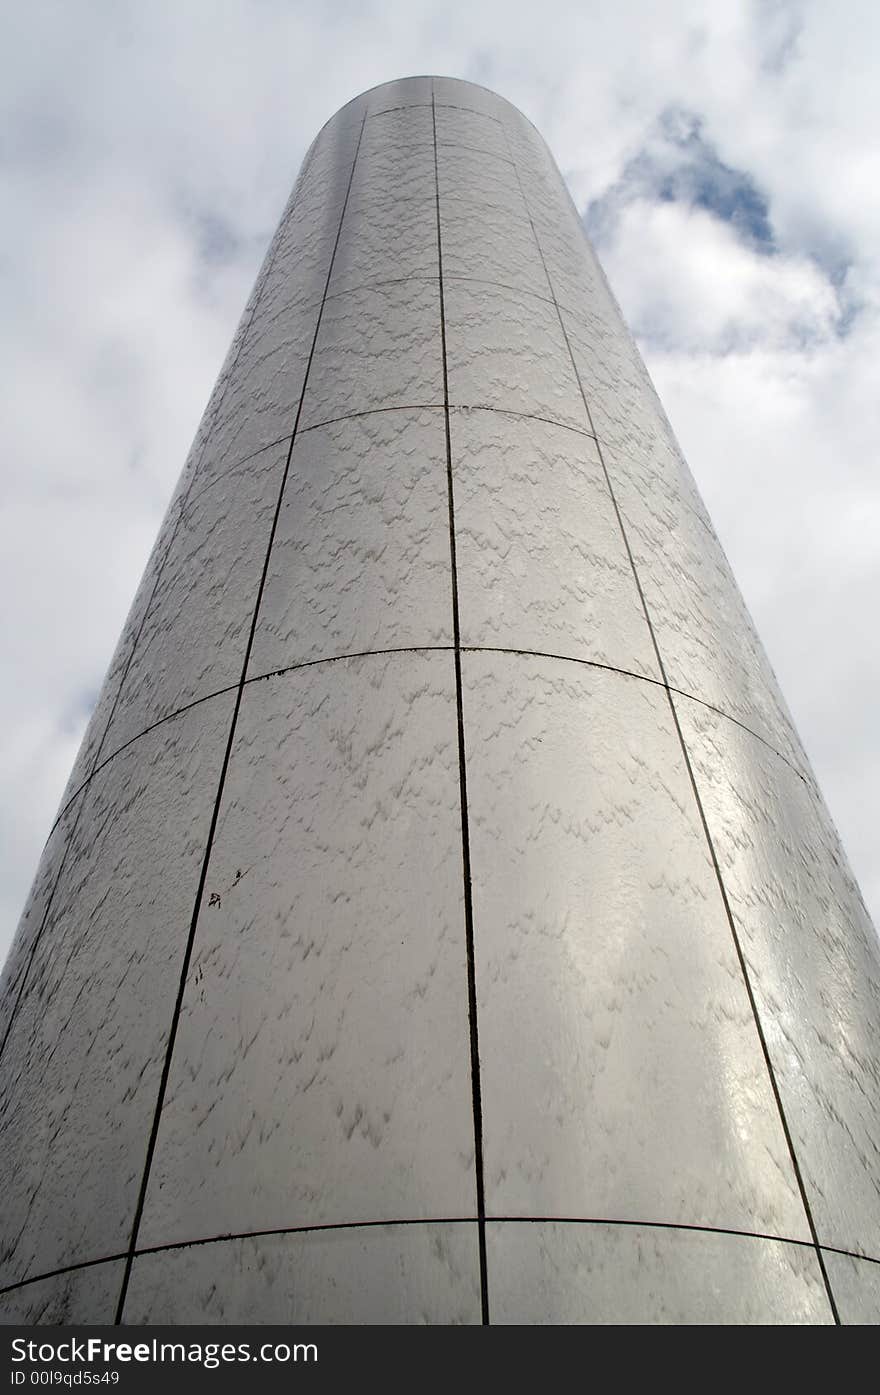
[586,106,775,253]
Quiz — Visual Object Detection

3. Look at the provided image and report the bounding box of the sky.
[1,0,878,960]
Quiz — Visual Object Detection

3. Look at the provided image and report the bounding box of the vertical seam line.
[432,85,490,1327]
[501,123,841,1325]
[112,110,369,1324]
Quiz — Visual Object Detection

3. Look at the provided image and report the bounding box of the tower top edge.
[320,75,542,140]
[345,74,512,102]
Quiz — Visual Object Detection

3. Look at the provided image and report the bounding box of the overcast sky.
[1,0,878,961]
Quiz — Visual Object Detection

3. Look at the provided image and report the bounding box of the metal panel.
[299,279,443,430]
[463,651,807,1237]
[621,490,806,766]
[432,77,515,120]
[249,409,451,676]
[676,695,880,1256]
[435,144,516,209]
[558,301,711,529]
[443,281,589,431]
[435,107,509,161]
[189,298,312,491]
[438,156,548,300]
[102,443,287,754]
[362,104,434,151]
[136,654,475,1249]
[823,1251,880,1324]
[55,490,187,806]
[0,693,234,1287]
[555,308,808,765]
[487,1223,833,1324]
[328,196,438,297]
[348,139,436,209]
[366,77,434,113]
[527,198,619,326]
[124,1224,481,1324]
[0,792,83,1049]
[0,1262,123,1325]
[451,408,658,676]
[184,130,362,495]
[176,240,289,499]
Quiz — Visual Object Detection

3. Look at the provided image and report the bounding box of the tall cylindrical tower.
[2,77,878,1326]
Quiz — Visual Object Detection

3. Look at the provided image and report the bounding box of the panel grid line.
[110,109,370,1326]
[432,85,490,1327]
[501,119,842,1326]
[42,645,812,858]
[3,1216,877,1308]
[303,400,598,438]
[311,91,510,146]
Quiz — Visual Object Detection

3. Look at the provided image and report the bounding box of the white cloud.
[1,0,878,950]
[604,197,840,351]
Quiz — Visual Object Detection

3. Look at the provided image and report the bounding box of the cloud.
[600,197,841,352]
[1,0,878,953]
[588,107,777,252]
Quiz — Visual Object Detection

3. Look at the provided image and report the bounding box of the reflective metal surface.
[0,794,82,1048]
[0,1262,124,1325]
[451,411,658,674]
[136,654,475,1248]
[677,695,880,1258]
[52,491,187,810]
[821,1251,880,1324]
[0,694,235,1289]
[444,281,587,431]
[300,280,442,430]
[103,444,288,753]
[249,411,452,673]
[2,76,877,1325]
[464,652,807,1237]
[487,1223,834,1324]
[124,1225,482,1325]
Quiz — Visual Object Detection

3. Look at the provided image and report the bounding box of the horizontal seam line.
[324,274,556,311]
[3,1219,876,1298]
[358,137,513,165]
[367,101,503,124]
[319,268,605,333]
[44,648,807,840]
[45,684,242,836]
[299,403,443,431]
[171,402,600,488]
[300,403,598,438]
[147,303,618,512]
[44,649,455,835]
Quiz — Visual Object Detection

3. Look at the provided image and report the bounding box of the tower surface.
[2,77,879,1326]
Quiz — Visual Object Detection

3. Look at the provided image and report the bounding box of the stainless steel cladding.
[2,77,878,1326]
